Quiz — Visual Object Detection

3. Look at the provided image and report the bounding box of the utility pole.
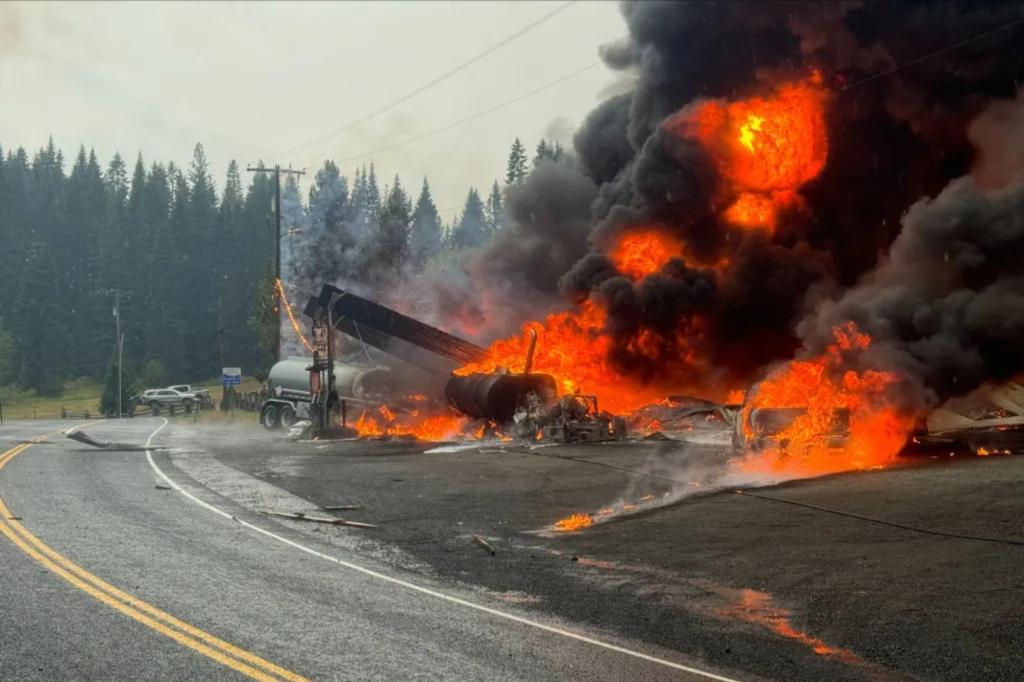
[246,164,305,362]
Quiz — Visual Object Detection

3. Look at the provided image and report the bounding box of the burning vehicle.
[280,284,629,443]
[276,4,1023,479]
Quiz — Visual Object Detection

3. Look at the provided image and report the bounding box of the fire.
[738,114,764,152]
[454,300,676,414]
[608,230,683,279]
[554,513,593,532]
[737,322,915,477]
[354,405,468,441]
[671,74,828,232]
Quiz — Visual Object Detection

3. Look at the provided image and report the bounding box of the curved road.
[0,419,740,681]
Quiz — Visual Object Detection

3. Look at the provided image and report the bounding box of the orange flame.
[738,323,914,477]
[672,74,828,232]
[608,230,683,279]
[454,301,683,414]
[554,513,593,532]
[354,405,468,441]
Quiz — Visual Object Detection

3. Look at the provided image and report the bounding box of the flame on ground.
[354,404,469,441]
[737,322,915,477]
[554,513,593,532]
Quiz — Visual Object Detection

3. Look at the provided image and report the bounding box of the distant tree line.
[0,139,276,395]
[0,135,567,395]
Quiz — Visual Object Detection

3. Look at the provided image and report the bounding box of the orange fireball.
[608,230,683,279]
[671,74,828,232]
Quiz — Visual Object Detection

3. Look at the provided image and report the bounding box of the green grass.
[0,375,264,422]
[0,378,104,421]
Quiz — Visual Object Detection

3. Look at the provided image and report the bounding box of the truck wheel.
[279,405,296,429]
[261,404,281,430]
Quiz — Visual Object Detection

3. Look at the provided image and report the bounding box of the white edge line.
[143,417,741,682]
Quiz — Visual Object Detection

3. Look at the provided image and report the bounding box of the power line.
[841,15,1024,92]
[267,0,578,161]
[333,62,598,165]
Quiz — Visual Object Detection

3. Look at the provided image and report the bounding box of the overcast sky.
[0,1,626,221]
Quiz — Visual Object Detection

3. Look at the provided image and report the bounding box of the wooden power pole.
[246,164,305,362]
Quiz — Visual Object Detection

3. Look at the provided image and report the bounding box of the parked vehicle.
[167,384,214,408]
[139,388,196,414]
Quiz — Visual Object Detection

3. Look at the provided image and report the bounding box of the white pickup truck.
[166,384,214,408]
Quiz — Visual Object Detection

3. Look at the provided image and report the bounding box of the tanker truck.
[259,356,395,430]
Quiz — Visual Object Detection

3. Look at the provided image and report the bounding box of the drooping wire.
[275,278,314,352]
[266,0,578,161]
[332,62,598,165]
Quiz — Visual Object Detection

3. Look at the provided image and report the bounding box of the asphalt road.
[0,419,739,681]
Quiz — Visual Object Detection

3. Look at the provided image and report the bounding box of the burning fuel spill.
[326,3,1024,521]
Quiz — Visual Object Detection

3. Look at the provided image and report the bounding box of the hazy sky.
[0,1,627,221]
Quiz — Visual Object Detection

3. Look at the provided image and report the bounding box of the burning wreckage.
[259,284,629,443]
[259,3,1024,476]
[260,282,1024,459]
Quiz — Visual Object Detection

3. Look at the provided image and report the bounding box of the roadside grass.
[0,375,264,423]
[0,378,103,421]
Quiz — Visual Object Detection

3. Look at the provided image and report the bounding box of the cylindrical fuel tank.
[444,372,557,424]
[267,357,394,401]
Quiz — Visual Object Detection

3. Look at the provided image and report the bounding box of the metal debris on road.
[65,430,161,452]
[154,485,173,490]
[256,508,377,529]
[471,534,496,556]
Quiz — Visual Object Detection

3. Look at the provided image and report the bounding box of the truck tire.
[279,404,296,429]
[261,404,281,430]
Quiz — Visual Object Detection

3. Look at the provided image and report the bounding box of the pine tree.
[451,188,489,249]
[184,143,219,377]
[409,177,442,266]
[308,160,348,237]
[366,163,381,216]
[505,138,528,184]
[485,181,504,234]
[374,174,412,271]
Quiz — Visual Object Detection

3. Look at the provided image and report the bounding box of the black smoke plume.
[546,0,1024,397]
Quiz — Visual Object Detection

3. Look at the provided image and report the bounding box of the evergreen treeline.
[0,135,567,394]
[0,139,276,394]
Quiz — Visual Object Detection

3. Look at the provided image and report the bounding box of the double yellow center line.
[0,441,309,682]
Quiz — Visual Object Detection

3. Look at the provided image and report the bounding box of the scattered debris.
[471,534,496,556]
[256,508,377,529]
[154,484,172,490]
[65,430,161,452]
[322,504,363,511]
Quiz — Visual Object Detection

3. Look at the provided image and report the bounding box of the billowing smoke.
[798,92,1024,411]
[538,0,1024,401]
[408,161,598,340]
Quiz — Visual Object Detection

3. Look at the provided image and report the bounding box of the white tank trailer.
[259,356,395,429]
